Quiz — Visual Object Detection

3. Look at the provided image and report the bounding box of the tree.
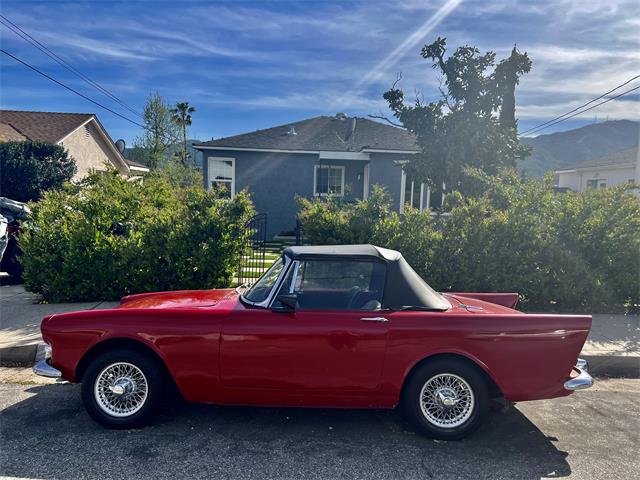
[383,38,532,195]
[132,92,179,169]
[0,141,76,202]
[170,101,196,166]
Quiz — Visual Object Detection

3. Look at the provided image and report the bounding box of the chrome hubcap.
[420,373,474,428]
[94,362,148,417]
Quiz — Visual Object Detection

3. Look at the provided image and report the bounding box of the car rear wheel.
[81,349,164,429]
[402,359,489,440]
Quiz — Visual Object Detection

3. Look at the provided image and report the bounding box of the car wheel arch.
[400,352,504,402]
[75,337,179,396]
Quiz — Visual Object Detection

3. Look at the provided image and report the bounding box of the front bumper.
[564,358,593,391]
[33,358,62,378]
[33,343,62,378]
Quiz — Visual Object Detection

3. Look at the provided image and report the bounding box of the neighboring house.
[0,109,144,180]
[194,113,442,238]
[555,146,639,192]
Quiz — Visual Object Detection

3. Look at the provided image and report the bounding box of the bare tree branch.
[368,112,403,128]
[391,71,403,90]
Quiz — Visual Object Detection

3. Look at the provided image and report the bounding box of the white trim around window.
[208,156,235,198]
[313,164,345,197]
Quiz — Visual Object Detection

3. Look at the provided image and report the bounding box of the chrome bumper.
[564,358,593,391]
[33,359,62,379]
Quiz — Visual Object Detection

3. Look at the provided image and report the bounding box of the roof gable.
[0,110,94,143]
[195,115,418,153]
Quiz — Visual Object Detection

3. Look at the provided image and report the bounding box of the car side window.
[275,259,385,311]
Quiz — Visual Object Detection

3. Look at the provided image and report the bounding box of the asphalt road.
[0,378,638,480]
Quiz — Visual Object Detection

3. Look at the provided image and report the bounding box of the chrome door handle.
[360,316,389,322]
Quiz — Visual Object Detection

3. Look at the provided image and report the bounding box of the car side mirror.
[272,294,298,312]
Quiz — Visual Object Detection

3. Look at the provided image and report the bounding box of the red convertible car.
[34,245,593,439]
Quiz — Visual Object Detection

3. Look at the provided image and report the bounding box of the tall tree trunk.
[182,124,187,166]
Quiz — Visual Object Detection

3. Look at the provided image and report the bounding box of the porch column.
[363,163,370,200]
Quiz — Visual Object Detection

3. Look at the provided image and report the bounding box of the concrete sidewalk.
[1,283,638,375]
[0,283,118,365]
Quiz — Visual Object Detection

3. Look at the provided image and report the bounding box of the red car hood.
[118,289,237,309]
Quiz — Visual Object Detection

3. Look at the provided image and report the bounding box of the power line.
[1,48,146,129]
[520,74,640,136]
[521,85,640,136]
[0,14,143,118]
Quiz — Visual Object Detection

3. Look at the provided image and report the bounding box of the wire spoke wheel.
[419,373,475,429]
[94,362,148,418]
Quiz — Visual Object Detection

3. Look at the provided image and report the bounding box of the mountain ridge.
[518,120,639,176]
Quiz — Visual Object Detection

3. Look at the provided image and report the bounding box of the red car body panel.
[41,288,591,408]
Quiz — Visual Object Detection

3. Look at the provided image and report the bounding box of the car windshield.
[241,257,285,304]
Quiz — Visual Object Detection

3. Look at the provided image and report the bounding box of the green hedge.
[20,171,254,302]
[297,172,640,312]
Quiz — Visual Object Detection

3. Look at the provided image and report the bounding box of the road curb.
[582,354,640,379]
[0,343,38,367]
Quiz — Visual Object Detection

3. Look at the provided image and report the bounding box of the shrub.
[20,171,253,302]
[433,169,640,311]
[297,173,640,312]
[297,185,440,277]
[0,141,76,202]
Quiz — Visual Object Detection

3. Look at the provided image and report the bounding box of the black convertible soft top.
[283,244,451,311]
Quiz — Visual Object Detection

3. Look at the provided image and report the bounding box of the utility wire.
[0,14,143,118]
[520,74,640,136]
[521,85,640,136]
[1,48,146,129]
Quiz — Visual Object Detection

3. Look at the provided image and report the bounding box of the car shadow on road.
[1,384,570,480]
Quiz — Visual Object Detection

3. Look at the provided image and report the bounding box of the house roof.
[0,122,27,142]
[124,159,150,171]
[195,114,419,153]
[0,110,95,143]
[559,146,638,172]
[0,109,130,173]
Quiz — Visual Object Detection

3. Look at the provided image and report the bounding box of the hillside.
[518,120,639,176]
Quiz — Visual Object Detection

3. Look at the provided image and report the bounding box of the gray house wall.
[200,148,408,238]
[369,153,405,210]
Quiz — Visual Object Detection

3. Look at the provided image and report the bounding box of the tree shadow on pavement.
[1,383,570,480]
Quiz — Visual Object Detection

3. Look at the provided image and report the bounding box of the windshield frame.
[240,254,292,308]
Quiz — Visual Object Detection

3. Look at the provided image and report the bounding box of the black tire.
[81,349,165,429]
[402,358,489,440]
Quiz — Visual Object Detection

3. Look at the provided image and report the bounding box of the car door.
[221,258,389,393]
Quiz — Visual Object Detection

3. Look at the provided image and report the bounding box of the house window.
[586,179,607,190]
[208,157,235,198]
[314,165,345,196]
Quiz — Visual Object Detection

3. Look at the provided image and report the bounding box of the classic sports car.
[34,245,593,439]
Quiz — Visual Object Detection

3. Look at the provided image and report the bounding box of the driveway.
[0,378,638,480]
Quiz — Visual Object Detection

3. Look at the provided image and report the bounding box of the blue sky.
[1,0,638,145]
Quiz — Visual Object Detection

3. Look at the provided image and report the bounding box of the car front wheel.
[81,349,164,429]
[403,359,489,440]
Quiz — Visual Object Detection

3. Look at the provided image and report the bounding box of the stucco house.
[555,146,639,193]
[0,109,148,179]
[194,113,445,238]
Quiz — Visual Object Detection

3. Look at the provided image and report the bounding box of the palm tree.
[170,102,196,165]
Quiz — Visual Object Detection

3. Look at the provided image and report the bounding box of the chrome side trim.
[33,359,62,379]
[564,366,593,391]
[360,316,389,322]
